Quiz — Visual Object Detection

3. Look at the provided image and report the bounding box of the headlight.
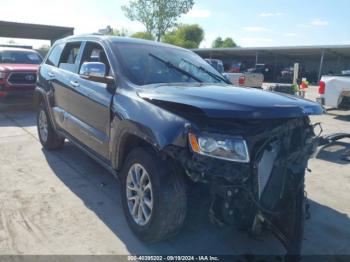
[188,133,250,163]
[0,72,5,79]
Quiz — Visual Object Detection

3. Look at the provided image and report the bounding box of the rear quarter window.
[46,43,64,67]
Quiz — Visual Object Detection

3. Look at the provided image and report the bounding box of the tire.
[121,147,187,242]
[37,103,65,150]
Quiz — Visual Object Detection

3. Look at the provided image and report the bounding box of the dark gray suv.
[35,35,327,256]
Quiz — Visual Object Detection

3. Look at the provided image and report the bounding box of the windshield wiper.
[181,58,230,84]
[149,53,202,83]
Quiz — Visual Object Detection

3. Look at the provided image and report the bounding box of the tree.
[131,31,155,40]
[212,37,237,48]
[212,37,223,48]
[36,45,50,57]
[122,0,194,41]
[99,26,128,36]
[163,24,204,48]
[222,37,237,48]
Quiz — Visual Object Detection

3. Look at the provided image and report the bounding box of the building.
[193,45,350,83]
[0,20,74,45]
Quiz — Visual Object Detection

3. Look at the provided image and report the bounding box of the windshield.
[114,43,228,86]
[0,51,42,64]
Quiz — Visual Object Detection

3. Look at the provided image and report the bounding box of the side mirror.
[79,62,115,86]
[80,62,106,77]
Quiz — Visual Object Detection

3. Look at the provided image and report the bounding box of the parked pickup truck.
[223,72,264,88]
[35,35,327,256]
[318,75,350,109]
[204,59,264,88]
[0,47,42,100]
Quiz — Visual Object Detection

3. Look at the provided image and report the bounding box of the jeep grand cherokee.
[35,35,325,256]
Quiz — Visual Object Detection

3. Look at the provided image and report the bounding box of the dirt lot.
[0,87,349,258]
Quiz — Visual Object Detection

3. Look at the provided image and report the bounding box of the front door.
[66,41,115,159]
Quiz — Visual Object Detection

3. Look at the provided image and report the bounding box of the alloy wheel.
[126,163,153,226]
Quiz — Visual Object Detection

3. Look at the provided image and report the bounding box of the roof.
[0,21,74,41]
[193,45,350,58]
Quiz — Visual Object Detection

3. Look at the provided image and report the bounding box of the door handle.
[70,80,80,88]
[48,72,55,78]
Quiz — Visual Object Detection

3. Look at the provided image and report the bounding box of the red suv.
[0,47,42,100]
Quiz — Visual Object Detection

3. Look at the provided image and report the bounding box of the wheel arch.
[116,132,159,171]
[34,87,46,107]
[34,86,58,131]
[110,117,188,173]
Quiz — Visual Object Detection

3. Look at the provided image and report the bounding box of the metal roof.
[58,34,190,51]
[0,47,40,53]
[193,45,350,58]
[0,21,74,42]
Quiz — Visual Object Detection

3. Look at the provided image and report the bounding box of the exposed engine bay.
[166,116,326,255]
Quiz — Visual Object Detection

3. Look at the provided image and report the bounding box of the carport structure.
[193,45,350,83]
[0,20,74,45]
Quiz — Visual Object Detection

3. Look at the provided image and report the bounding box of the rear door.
[51,42,84,138]
[37,42,64,103]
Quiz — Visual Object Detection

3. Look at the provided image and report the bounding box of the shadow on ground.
[326,109,350,122]
[316,141,350,164]
[0,105,36,128]
[42,142,350,257]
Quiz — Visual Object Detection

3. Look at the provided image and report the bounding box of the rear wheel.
[37,103,65,150]
[121,147,187,242]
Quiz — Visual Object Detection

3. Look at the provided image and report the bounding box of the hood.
[0,64,39,72]
[138,84,324,119]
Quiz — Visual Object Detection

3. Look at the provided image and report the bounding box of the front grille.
[253,119,313,210]
[8,72,37,85]
[257,140,281,199]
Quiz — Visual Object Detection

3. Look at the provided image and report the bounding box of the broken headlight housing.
[189,133,250,163]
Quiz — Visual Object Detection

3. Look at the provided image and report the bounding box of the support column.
[255,51,259,65]
[318,49,325,82]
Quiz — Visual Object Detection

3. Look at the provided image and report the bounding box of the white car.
[317,75,350,109]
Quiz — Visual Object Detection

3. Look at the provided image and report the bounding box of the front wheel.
[121,147,187,242]
[37,103,65,150]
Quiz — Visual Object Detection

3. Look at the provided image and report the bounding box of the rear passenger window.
[58,42,82,73]
[46,43,64,67]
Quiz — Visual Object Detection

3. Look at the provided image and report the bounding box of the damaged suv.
[35,35,325,255]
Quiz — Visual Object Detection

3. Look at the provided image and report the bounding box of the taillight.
[239,75,245,86]
[319,81,325,94]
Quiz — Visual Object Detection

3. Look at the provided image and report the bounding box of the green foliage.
[131,31,155,40]
[107,28,129,37]
[36,45,50,57]
[222,37,237,48]
[212,37,223,48]
[98,25,128,36]
[122,0,195,41]
[163,24,204,48]
[212,37,237,48]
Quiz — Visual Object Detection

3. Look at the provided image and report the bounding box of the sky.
[1,0,349,48]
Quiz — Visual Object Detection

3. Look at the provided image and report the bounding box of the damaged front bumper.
[167,117,350,255]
